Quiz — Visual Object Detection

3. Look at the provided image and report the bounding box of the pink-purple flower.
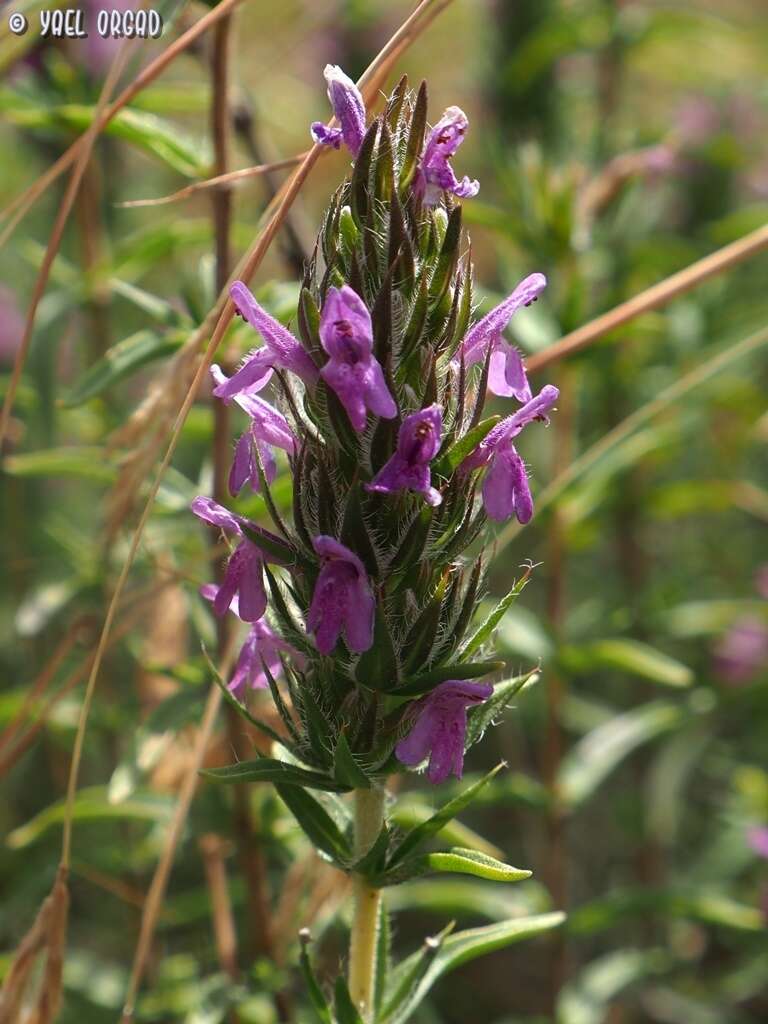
[462,385,559,523]
[210,365,296,496]
[748,826,768,860]
[415,106,480,206]
[366,404,443,506]
[201,584,305,695]
[319,285,398,432]
[310,64,367,157]
[191,497,267,622]
[713,618,768,684]
[396,679,493,784]
[452,273,547,400]
[214,282,319,400]
[307,536,375,655]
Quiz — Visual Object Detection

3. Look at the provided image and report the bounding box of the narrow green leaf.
[299,937,333,1024]
[355,604,400,691]
[334,976,365,1024]
[559,701,686,809]
[433,416,500,478]
[465,670,539,748]
[240,523,295,566]
[334,733,371,789]
[460,572,532,659]
[399,80,427,194]
[201,757,348,793]
[4,447,116,483]
[350,120,380,226]
[383,914,565,1024]
[387,764,505,868]
[203,648,289,750]
[393,661,504,698]
[560,638,694,688]
[380,847,531,886]
[275,784,352,863]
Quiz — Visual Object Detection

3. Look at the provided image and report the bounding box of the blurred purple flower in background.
[747,826,768,860]
[714,619,768,684]
[0,286,23,366]
[396,680,493,783]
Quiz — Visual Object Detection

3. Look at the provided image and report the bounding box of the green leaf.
[4,447,116,483]
[558,701,687,809]
[201,757,348,793]
[275,784,351,864]
[388,764,505,867]
[399,80,427,194]
[393,661,504,698]
[110,280,191,326]
[382,914,564,1024]
[355,604,399,692]
[333,732,371,789]
[240,524,296,567]
[62,329,185,407]
[299,938,333,1024]
[433,416,501,478]
[465,670,540,748]
[334,976,365,1024]
[560,638,694,688]
[460,572,532,659]
[7,787,173,848]
[557,949,669,1024]
[380,847,531,886]
[203,647,290,751]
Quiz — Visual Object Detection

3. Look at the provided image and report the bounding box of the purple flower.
[201,584,305,695]
[307,536,375,655]
[452,273,547,400]
[310,64,367,157]
[211,365,296,496]
[191,497,267,622]
[366,405,443,506]
[747,826,768,860]
[713,618,768,684]
[415,106,480,206]
[396,680,493,784]
[214,282,319,400]
[319,285,398,432]
[462,385,559,523]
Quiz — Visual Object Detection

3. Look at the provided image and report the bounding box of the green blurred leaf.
[276,784,352,863]
[560,638,694,688]
[62,329,185,407]
[201,757,348,793]
[559,701,687,809]
[382,914,564,1024]
[4,447,116,483]
[7,787,173,848]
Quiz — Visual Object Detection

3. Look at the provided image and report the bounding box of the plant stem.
[349,786,386,1021]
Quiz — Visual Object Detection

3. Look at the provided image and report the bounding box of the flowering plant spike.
[195,73,563,1022]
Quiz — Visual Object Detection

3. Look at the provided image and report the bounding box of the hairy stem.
[349,787,386,1020]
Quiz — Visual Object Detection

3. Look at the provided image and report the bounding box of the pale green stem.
[348,786,386,1021]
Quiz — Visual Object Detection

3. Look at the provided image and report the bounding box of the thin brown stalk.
[199,835,239,981]
[118,155,305,208]
[528,222,768,373]
[0,41,131,449]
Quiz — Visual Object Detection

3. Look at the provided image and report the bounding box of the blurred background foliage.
[1,0,767,1021]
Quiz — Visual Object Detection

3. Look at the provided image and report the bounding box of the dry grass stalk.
[0,866,69,1024]
[0,0,252,250]
[528,221,768,373]
[119,155,306,208]
[199,835,240,980]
